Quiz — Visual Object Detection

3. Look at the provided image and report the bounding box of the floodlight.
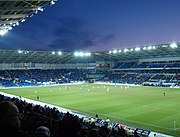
[34,10,38,14]
[170,43,177,48]
[109,51,112,54]
[130,48,133,51]
[21,19,26,23]
[74,52,78,56]
[135,47,140,51]
[84,52,91,56]
[18,50,23,54]
[143,47,147,50]
[16,22,19,26]
[50,0,55,5]
[147,46,152,50]
[58,51,62,55]
[162,45,168,48]
[0,29,8,36]
[37,7,44,11]
[79,52,84,56]
[8,27,12,30]
[124,49,129,53]
[52,51,55,55]
[118,50,121,53]
[112,50,117,54]
[152,46,156,49]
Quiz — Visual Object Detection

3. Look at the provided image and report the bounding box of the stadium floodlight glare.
[170,43,177,48]
[74,52,79,56]
[130,48,133,51]
[135,47,140,51]
[147,46,152,50]
[109,51,112,54]
[74,52,91,57]
[18,50,23,54]
[58,51,62,55]
[118,50,121,53]
[21,19,26,23]
[50,0,56,6]
[16,22,19,26]
[143,47,147,50]
[37,7,44,11]
[112,50,117,54]
[52,51,55,55]
[124,48,129,53]
[0,29,8,36]
[8,26,12,30]
[84,52,91,56]
[79,52,84,56]
[152,46,156,49]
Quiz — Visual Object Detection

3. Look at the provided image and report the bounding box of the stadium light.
[16,22,19,26]
[135,47,140,51]
[112,50,117,54]
[74,52,78,56]
[84,52,91,56]
[79,52,84,56]
[58,51,62,55]
[74,52,91,57]
[0,29,8,36]
[152,46,156,49]
[170,43,177,48]
[143,47,147,50]
[50,0,55,6]
[52,51,55,55]
[37,7,44,12]
[147,46,152,50]
[21,19,26,23]
[18,50,22,54]
[109,51,112,54]
[124,48,129,53]
[130,48,133,51]
[118,50,121,53]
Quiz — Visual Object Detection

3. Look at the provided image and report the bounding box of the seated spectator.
[0,101,29,137]
[87,128,99,137]
[35,126,50,137]
[55,112,81,137]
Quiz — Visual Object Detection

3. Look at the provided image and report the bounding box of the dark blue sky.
[1,0,180,52]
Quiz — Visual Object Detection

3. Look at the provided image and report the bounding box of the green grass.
[1,84,180,136]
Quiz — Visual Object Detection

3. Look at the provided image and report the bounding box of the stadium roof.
[0,0,57,35]
[0,42,180,63]
[0,1,179,64]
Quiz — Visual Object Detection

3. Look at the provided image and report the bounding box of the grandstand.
[0,1,180,137]
[0,43,179,137]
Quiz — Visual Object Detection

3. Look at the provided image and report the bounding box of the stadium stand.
[0,45,179,137]
[0,92,152,137]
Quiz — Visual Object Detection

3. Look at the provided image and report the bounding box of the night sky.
[1,0,180,52]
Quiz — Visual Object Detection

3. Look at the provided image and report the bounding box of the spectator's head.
[87,128,99,137]
[0,101,21,128]
[36,126,50,137]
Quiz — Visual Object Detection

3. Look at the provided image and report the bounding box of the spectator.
[0,101,29,137]
[35,126,50,137]
[87,128,99,137]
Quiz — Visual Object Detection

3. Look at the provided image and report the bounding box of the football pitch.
[1,84,180,136]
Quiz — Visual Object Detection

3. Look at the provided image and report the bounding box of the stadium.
[0,1,180,137]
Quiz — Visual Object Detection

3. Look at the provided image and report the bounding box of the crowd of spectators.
[0,94,144,137]
[102,62,180,87]
[0,61,179,88]
[0,69,86,87]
